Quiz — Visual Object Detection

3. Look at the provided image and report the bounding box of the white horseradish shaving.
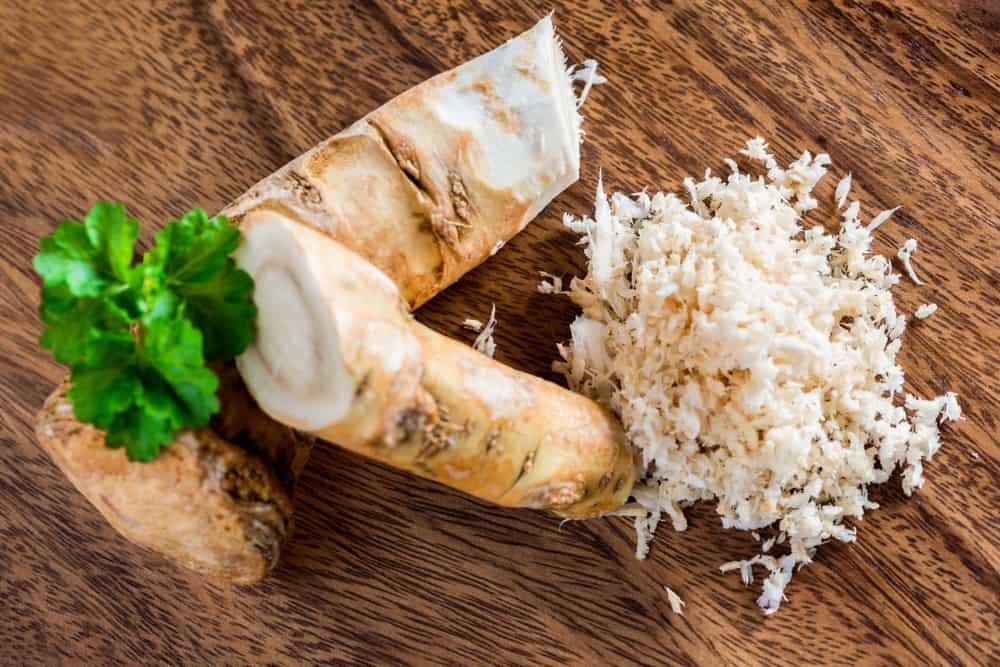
[570,59,607,109]
[897,238,924,285]
[550,137,961,614]
[665,587,685,615]
[472,304,498,358]
[537,271,566,295]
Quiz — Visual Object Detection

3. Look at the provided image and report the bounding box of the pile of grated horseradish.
[546,138,960,614]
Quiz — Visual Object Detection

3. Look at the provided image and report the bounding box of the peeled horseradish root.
[222,13,583,310]
[35,15,597,581]
[236,215,635,517]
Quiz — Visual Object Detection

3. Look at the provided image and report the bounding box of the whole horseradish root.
[35,15,616,581]
[237,215,635,517]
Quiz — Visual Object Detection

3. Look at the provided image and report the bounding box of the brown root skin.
[221,115,529,312]
[35,373,308,584]
[323,323,635,518]
[239,217,636,518]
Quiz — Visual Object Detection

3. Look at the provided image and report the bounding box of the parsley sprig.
[34,203,256,461]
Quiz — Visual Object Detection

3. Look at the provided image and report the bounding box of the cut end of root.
[519,14,582,223]
[236,213,355,431]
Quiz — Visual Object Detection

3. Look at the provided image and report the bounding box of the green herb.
[34,203,256,461]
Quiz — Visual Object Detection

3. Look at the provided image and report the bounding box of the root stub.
[35,374,308,583]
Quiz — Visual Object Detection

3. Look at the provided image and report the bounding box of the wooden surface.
[1,1,998,664]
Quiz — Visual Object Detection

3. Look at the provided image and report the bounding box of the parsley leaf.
[143,209,257,360]
[176,262,256,361]
[38,284,129,364]
[151,209,240,283]
[34,202,138,297]
[84,201,140,282]
[35,202,255,462]
[34,204,138,365]
[106,408,177,462]
[67,330,140,429]
[96,305,219,462]
[140,292,220,429]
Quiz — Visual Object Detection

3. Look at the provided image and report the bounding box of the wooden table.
[2,1,997,664]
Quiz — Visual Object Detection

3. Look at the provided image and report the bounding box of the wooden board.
[1,1,997,664]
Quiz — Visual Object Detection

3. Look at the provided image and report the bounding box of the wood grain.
[1,1,998,664]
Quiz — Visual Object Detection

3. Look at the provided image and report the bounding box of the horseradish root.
[223,14,584,310]
[237,214,635,517]
[35,366,311,583]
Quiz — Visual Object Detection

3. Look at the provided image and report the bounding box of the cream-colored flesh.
[235,218,355,431]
